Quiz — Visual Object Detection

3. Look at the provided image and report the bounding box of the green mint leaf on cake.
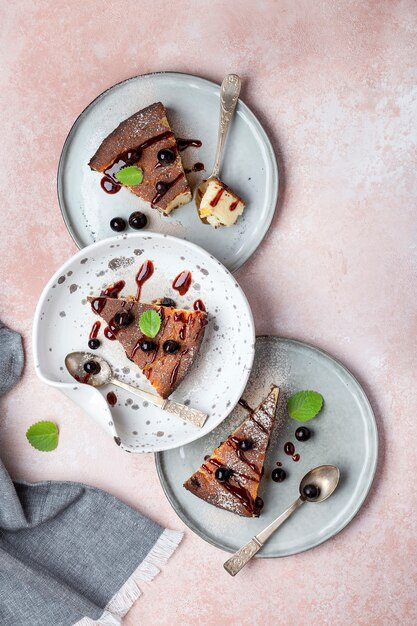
[139,309,161,338]
[287,391,323,422]
[26,421,59,452]
[115,166,143,186]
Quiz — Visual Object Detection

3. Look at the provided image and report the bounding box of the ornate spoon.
[65,351,208,428]
[195,73,241,210]
[223,464,340,576]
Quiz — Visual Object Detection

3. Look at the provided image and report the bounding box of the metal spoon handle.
[109,377,208,428]
[223,497,304,576]
[210,74,241,179]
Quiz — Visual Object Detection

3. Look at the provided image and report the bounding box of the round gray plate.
[156,337,378,557]
[57,72,278,272]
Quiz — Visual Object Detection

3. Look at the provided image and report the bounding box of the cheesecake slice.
[197,178,245,228]
[88,295,207,398]
[184,386,279,517]
[89,102,192,214]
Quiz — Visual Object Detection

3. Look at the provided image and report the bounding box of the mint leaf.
[139,309,161,338]
[287,391,323,422]
[115,166,143,186]
[26,421,59,452]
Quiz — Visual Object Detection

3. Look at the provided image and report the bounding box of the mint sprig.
[287,391,323,422]
[115,166,143,186]
[139,309,161,338]
[26,421,59,452]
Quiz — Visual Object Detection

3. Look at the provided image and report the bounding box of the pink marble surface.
[1,1,416,623]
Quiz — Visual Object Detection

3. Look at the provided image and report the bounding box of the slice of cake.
[89,102,192,214]
[197,178,245,228]
[183,386,279,517]
[88,295,207,398]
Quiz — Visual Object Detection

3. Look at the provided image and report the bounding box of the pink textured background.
[1,1,416,624]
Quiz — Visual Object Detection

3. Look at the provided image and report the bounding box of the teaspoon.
[65,351,208,428]
[223,464,340,576]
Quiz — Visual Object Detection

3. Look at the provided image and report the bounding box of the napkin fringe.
[73,529,183,626]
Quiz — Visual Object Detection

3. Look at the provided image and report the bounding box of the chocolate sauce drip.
[185,162,205,173]
[251,416,268,434]
[107,391,117,406]
[284,441,295,456]
[176,138,202,151]
[172,270,192,296]
[101,175,121,194]
[89,321,101,340]
[238,398,254,413]
[135,260,154,301]
[193,299,206,312]
[221,481,258,515]
[151,172,184,207]
[90,280,125,314]
[227,436,261,477]
[229,199,239,211]
[169,349,189,386]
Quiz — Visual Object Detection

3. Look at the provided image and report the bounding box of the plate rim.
[56,70,279,273]
[32,231,256,453]
[155,335,379,556]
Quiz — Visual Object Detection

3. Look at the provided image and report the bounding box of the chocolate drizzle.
[101,131,175,191]
[151,173,184,207]
[176,138,202,151]
[227,436,261,477]
[135,260,154,301]
[90,280,125,314]
[89,321,101,340]
[107,391,117,406]
[172,270,192,296]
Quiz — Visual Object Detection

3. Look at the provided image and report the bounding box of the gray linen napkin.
[0,321,183,626]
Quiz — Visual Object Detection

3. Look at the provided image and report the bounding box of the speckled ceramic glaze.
[32,232,255,452]
[156,337,378,556]
[57,72,278,272]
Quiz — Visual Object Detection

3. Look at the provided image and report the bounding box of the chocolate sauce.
[185,162,205,173]
[202,463,213,474]
[251,416,268,434]
[107,391,117,406]
[210,187,224,207]
[221,481,258,515]
[135,260,154,301]
[229,199,239,211]
[104,326,117,341]
[238,398,254,413]
[227,436,261,477]
[89,321,101,340]
[284,441,295,456]
[101,175,121,194]
[292,453,300,462]
[169,349,189,386]
[172,270,192,296]
[151,172,184,207]
[176,138,202,151]
[276,461,283,467]
[101,130,175,192]
[193,299,206,312]
[90,280,125,314]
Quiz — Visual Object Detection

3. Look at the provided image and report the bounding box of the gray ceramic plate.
[57,72,278,272]
[156,336,378,557]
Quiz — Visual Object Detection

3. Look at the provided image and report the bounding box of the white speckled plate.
[57,72,278,272]
[32,233,255,452]
[156,337,378,557]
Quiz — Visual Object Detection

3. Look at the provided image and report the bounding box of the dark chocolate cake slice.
[89,102,192,214]
[88,295,207,398]
[183,387,279,517]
